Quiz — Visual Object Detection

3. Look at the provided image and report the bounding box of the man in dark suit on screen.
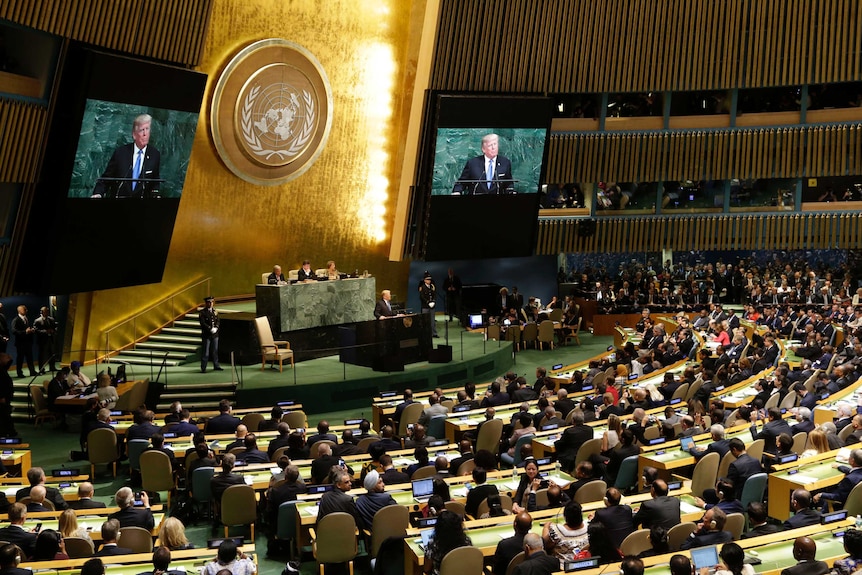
[373,290,397,319]
[92,114,161,199]
[453,133,514,195]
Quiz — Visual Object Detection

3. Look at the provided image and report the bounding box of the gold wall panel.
[71,0,424,354]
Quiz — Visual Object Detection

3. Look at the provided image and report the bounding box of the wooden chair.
[31,387,57,427]
[562,317,582,346]
[367,504,408,559]
[667,522,697,551]
[573,480,607,504]
[140,450,176,508]
[444,500,466,518]
[476,419,503,455]
[521,323,538,349]
[221,484,257,541]
[574,438,602,466]
[537,320,555,350]
[619,529,651,556]
[282,410,307,429]
[410,466,437,480]
[725,512,745,540]
[505,552,526,575]
[63,536,94,558]
[118,526,153,553]
[87,428,118,478]
[19,496,54,511]
[486,324,501,341]
[311,512,358,575]
[255,316,294,371]
[440,546,484,575]
[398,403,424,437]
[476,494,513,518]
[505,325,522,351]
[241,413,264,431]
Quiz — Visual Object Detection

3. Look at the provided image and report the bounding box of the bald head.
[523,532,543,552]
[514,511,532,534]
[793,537,817,561]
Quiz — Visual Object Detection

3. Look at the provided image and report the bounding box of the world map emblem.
[211,39,333,185]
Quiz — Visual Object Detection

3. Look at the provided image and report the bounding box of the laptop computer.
[469,314,483,329]
[679,436,695,451]
[690,545,720,571]
[417,528,434,550]
[412,477,435,503]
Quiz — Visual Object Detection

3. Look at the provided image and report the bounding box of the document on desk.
[302,505,319,517]
[789,474,818,484]
[680,500,702,514]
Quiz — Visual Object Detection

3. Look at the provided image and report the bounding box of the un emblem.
[211,39,333,185]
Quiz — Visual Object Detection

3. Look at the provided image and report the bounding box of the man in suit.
[68,482,106,510]
[783,489,822,529]
[680,507,733,550]
[267,264,287,285]
[554,410,593,472]
[318,468,360,527]
[791,407,816,435]
[493,512,532,574]
[206,399,241,434]
[449,440,474,476]
[92,114,161,199]
[726,438,763,500]
[108,487,154,530]
[209,453,245,519]
[742,502,783,539]
[32,307,57,374]
[373,289,397,319]
[127,410,159,442]
[297,260,317,282]
[780,537,830,575]
[267,422,292,459]
[750,407,793,455]
[0,505,34,558]
[305,420,337,448]
[417,394,448,426]
[632,479,681,530]
[465,467,499,519]
[453,133,514,195]
[94,519,132,557]
[172,409,199,437]
[25,485,51,513]
[10,306,35,378]
[512,533,560,575]
[553,389,576,419]
[593,487,634,548]
[199,296,222,373]
[814,448,862,509]
[310,443,342,485]
[379,454,409,485]
[265,464,307,525]
[689,424,731,460]
[15,467,68,511]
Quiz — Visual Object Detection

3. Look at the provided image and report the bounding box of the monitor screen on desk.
[469,314,484,328]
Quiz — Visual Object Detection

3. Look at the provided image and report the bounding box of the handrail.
[102,277,211,357]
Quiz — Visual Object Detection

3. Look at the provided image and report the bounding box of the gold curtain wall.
[537,213,862,255]
[431,0,862,92]
[546,124,862,183]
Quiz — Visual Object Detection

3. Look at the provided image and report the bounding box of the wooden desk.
[768,451,846,520]
[19,544,256,571]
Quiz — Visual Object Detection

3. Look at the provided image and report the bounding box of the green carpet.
[20,324,611,575]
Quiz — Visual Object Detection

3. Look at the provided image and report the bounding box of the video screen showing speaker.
[16,43,207,295]
[422,95,552,261]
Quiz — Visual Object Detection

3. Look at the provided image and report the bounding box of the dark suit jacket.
[780,560,830,575]
[172,421,199,436]
[126,422,159,441]
[94,143,162,198]
[741,523,783,539]
[727,454,763,499]
[632,495,681,530]
[783,508,822,530]
[95,544,134,557]
[0,525,36,558]
[267,272,286,284]
[381,468,409,485]
[374,299,396,319]
[206,413,241,434]
[493,532,527,575]
[454,154,514,195]
[108,507,154,530]
[595,504,635,547]
[68,498,107,510]
[210,472,245,502]
[297,268,317,281]
[554,424,593,470]
[819,467,862,505]
[679,529,732,550]
[465,483,499,518]
[512,551,561,575]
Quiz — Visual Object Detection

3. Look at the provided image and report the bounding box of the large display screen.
[421,95,552,261]
[16,44,206,295]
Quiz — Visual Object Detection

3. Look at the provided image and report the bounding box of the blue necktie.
[133,150,143,190]
[486,158,494,190]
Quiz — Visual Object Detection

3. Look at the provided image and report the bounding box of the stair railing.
[102,277,211,361]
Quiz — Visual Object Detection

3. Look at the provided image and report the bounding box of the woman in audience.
[801,429,830,458]
[405,446,430,478]
[422,510,471,575]
[542,500,589,564]
[637,525,669,558]
[421,478,451,518]
[95,374,118,409]
[513,458,542,511]
[158,517,194,550]
[32,530,68,561]
[600,414,622,455]
[712,542,754,575]
[585,521,621,564]
[58,509,92,546]
[834,528,862,575]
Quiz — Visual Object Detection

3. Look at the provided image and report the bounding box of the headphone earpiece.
[710,520,717,529]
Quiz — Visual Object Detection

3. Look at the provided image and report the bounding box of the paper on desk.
[458,418,481,426]
[789,474,818,483]
[680,501,702,514]
[303,505,319,517]
[392,458,413,467]
[450,487,468,498]
[2,487,15,497]
[244,475,254,485]
[549,476,571,489]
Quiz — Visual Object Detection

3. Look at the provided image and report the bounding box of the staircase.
[107,313,202,368]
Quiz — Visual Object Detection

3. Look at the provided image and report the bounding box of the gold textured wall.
[71,0,426,354]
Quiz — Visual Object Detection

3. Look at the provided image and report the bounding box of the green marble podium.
[255,278,377,332]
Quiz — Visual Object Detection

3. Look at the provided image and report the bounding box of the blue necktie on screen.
[487,159,493,190]
[133,149,143,190]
